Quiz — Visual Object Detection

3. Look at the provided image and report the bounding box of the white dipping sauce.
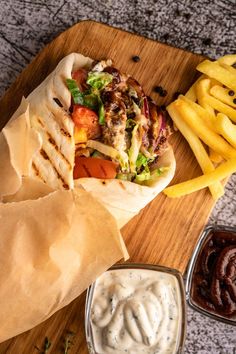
[90,268,182,354]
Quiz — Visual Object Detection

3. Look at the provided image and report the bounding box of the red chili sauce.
[191,230,236,319]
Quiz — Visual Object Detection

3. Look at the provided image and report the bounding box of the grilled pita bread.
[27,53,93,189]
[74,145,175,227]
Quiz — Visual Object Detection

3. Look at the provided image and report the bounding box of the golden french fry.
[163,158,236,198]
[203,95,236,122]
[179,95,216,131]
[185,85,197,102]
[167,103,224,199]
[209,149,223,164]
[215,113,236,149]
[197,60,236,91]
[209,78,223,87]
[196,79,215,115]
[210,85,236,108]
[218,54,236,66]
[174,99,236,159]
[220,63,236,76]
[185,75,205,101]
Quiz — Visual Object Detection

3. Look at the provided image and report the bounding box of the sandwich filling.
[67,59,172,184]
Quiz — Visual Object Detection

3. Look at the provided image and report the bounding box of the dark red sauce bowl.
[186,225,236,325]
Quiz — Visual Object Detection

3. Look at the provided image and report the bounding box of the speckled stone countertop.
[0,0,236,353]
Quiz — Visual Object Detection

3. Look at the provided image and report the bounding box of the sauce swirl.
[90,268,183,353]
[191,230,236,319]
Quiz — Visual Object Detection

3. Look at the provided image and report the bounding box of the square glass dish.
[85,263,186,354]
[186,225,236,325]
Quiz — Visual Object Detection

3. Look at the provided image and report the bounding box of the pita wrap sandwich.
[0,54,129,342]
[6,53,176,227]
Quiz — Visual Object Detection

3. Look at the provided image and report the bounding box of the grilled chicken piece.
[91,59,113,72]
[101,90,127,151]
[147,99,171,155]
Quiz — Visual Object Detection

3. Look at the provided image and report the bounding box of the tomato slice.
[72,105,101,140]
[73,157,118,179]
[72,69,88,92]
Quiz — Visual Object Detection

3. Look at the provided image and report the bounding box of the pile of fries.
[164,54,236,200]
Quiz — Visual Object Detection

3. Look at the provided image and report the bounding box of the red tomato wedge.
[72,69,88,92]
[72,105,101,140]
[73,157,118,179]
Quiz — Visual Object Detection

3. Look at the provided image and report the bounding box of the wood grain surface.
[0,20,215,354]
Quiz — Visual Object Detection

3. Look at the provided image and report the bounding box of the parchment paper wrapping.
[0,105,128,343]
[0,52,175,341]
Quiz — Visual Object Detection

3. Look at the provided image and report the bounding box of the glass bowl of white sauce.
[85,263,186,354]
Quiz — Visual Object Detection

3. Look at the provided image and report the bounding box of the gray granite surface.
[0,0,236,353]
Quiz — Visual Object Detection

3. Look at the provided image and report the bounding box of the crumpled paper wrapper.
[0,101,128,343]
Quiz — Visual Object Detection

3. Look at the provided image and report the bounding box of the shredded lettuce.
[136,153,149,169]
[87,140,129,171]
[135,166,151,182]
[66,79,100,110]
[116,173,135,181]
[83,94,98,110]
[128,124,142,173]
[97,96,105,125]
[86,72,113,90]
[66,79,84,105]
[135,166,170,183]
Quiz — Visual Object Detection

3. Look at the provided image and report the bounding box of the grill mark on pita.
[60,128,72,138]
[37,118,45,128]
[118,181,126,190]
[40,148,69,189]
[53,97,63,108]
[47,133,72,170]
[32,162,46,183]
[40,149,49,160]
[45,103,71,135]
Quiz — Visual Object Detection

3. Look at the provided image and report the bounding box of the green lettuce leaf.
[97,96,105,125]
[83,94,98,110]
[87,72,113,90]
[135,166,170,183]
[128,124,142,173]
[136,153,149,169]
[66,79,84,105]
[135,166,150,182]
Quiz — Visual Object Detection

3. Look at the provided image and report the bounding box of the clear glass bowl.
[85,263,186,354]
[186,225,236,326]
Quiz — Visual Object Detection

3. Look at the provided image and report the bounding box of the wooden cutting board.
[0,20,216,354]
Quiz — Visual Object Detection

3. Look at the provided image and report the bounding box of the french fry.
[197,60,236,92]
[218,54,236,66]
[209,78,223,87]
[220,63,236,76]
[179,95,216,131]
[163,158,236,198]
[210,85,236,108]
[215,113,236,149]
[174,99,236,159]
[167,103,224,199]
[196,79,215,115]
[209,149,223,164]
[185,75,205,101]
[203,95,236,122]
[174,95,223,163]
